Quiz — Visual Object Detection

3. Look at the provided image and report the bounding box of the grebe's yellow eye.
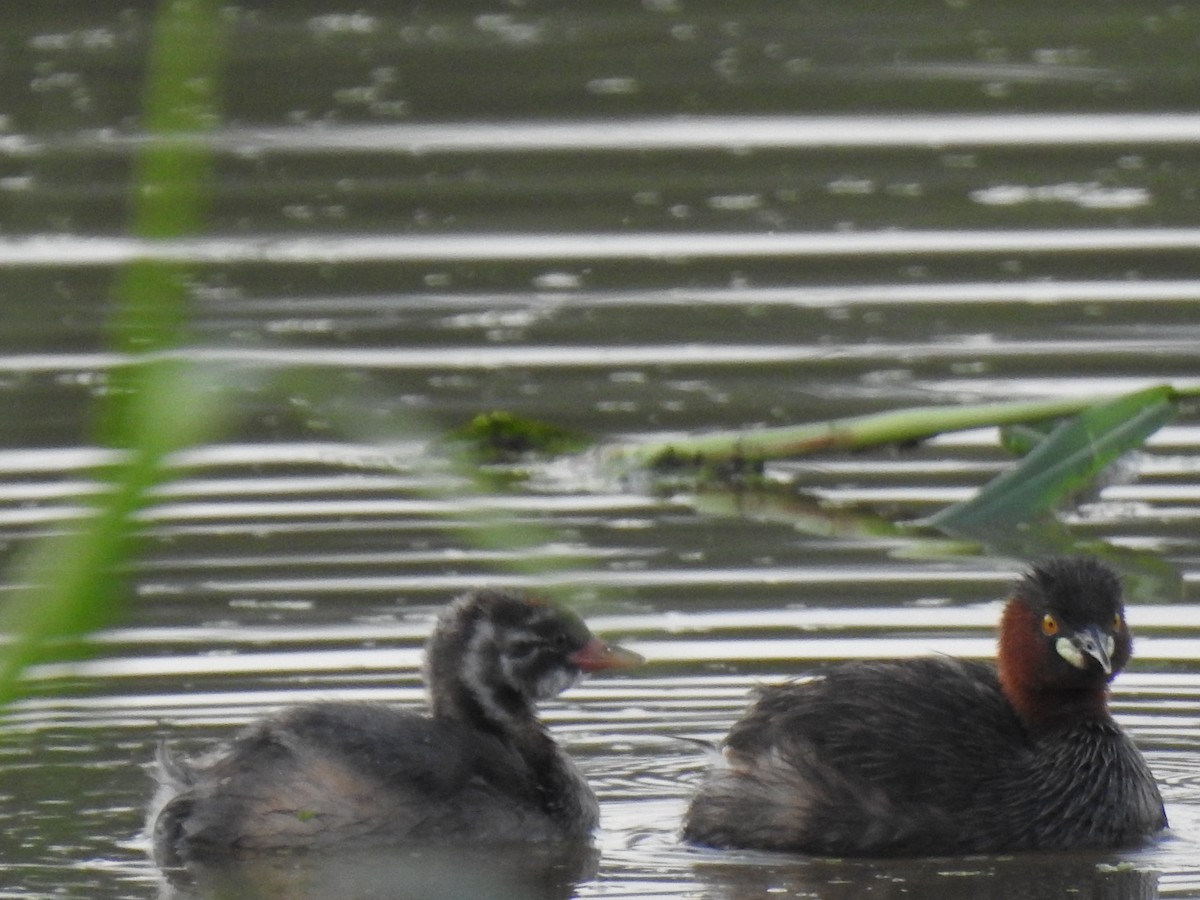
[1041,614,1060,636]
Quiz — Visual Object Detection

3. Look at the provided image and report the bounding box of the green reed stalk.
[0,0,228,704]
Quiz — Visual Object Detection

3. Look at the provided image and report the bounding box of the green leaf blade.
[927,385,1177,533]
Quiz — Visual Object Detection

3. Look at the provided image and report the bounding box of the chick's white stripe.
[461,617,511,726]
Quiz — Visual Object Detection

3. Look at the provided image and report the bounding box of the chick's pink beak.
[570,636,643,672]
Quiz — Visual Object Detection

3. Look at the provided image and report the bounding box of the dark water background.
[4,2,1200,897]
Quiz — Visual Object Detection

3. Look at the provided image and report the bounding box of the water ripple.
[6,228,1200,268]
[154,113,1200,154]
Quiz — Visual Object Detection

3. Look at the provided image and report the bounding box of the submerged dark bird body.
[150,590,641,865]
[683,557,1166,856]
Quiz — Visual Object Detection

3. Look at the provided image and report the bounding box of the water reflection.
[157,843,597,900]
[5,228,1200,267]
[122,113,1200,154]
[689,850,1161,900]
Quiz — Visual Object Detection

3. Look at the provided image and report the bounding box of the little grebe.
[683,557,1166,856]
[150,590,641,865]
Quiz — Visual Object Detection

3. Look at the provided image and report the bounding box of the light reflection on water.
[100,112,1200,153]
[6,227,1200,267]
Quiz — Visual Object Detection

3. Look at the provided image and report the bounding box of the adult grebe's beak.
[1059,623,1113,675]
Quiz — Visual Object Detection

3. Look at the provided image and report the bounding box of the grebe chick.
[150,590,641,865]
[683,557,1166,856]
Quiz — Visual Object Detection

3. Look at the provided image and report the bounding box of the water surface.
[3,3,1200,898]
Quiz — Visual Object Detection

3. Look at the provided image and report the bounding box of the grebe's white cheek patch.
[1056,636,1087,670]
[535,667,580,700]
[1105,635,1115,657]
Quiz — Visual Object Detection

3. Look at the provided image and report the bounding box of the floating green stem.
[604,388,1190,470]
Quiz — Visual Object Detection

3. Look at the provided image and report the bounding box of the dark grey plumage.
[683,557,1166,856]
[150,590,640,865]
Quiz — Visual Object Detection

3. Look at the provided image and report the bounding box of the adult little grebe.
[683,557,1166,856]
[150,590,641,865]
